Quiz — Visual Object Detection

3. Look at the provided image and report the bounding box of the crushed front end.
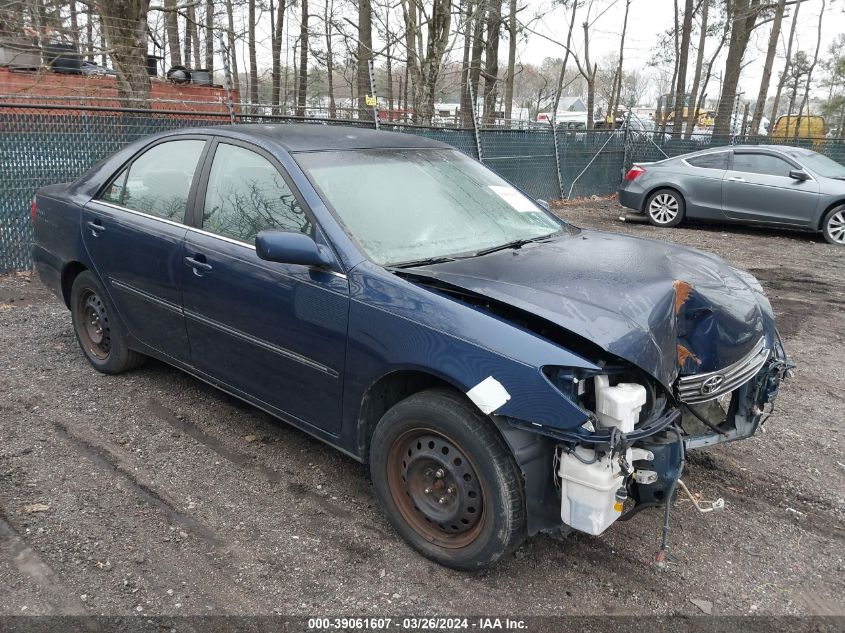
[518,332,791,554]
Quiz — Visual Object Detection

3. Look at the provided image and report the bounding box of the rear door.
[680,151,729,219]
[722,150,820,226]
[181,139,350,434]
[82,137,209,363]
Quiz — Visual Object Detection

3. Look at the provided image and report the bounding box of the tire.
[70,271,146,374]
[645,188,685,227]
[821,205,845,245]
[369,388,526,570]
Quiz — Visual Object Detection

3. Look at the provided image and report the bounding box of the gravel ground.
[1,198,843,619]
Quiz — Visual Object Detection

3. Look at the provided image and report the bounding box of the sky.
[513,0,844,104]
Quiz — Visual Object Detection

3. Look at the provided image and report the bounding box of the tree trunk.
[694,13,727,121]
[186,2,200,68]
[459,0,474,126]
[659,0,680,136]
[794,0,824,140]
[357,0,373,119]
[609,0,630,126]
[769,0,801,123]
[85,3,94,62]
[482,0,502,124]
[97,0,152,107]
[582,21,596,130]
[69,0,80,51]
[164,0,181,67]
[248,0,258,105]
[503,0,517,121]
[272,0,286,108]
[325,0,336,117]
[671,0,694,137]
[713,0,762,138]
[204,0,213,73]
[466,0,485,126]
[297,0,308,116]
[224,0,240,93]
[684,0,710,139]
[551,2,578,119]
[750,0,785,135]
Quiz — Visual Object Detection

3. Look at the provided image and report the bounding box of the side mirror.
[255,230,334,268]
[536,198,551,211]
[789,169,809,181]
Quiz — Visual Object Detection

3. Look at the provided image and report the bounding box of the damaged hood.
[406,229,773,389]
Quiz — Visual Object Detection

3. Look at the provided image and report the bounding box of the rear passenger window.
[687,152,728,169]
[732,153,794,177]
[100,140,206,222]
[202,143,312,243]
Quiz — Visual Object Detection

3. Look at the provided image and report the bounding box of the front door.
[722,151,820,227]
[81,137,208,363]
[181,140,350,434]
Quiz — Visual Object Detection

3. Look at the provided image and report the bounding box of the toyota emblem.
[700,374,725,395]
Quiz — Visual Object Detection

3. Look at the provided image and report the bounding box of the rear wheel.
[369,389,526,570]
[821,206,845,245]
[645,189,685,227]
[70,271,145,374]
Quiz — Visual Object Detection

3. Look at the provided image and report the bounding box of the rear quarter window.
[686,152,729,169]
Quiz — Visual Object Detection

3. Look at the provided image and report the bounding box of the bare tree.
[164,0,182,67]
[248,0,258,104]
[608,0,630,125]
[97,0,153,106]
[271,0,287,107]
[551,1,578,119]
[224,0,240,93]
[503,0,517,120]
[713,0,765,137]
[769,0,802,123]
[297,0,309,115]
[750,0,785,135]
[793,0,825,139]
[482,0,502,123]
[204,0,213,72]
[684,0,709,139]
[357,0,373,118]
[671,0,693,137]
[402,0,452,123]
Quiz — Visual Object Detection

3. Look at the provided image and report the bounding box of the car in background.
[618,145,845,245]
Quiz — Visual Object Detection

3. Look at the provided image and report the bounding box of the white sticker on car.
[466,376,512,414]
[488,185,538,213]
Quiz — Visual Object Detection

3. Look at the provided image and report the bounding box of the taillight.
[31,197,38,223]
[624,165,646,181]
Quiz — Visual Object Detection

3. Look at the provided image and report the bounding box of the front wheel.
[369,389,526,570]
[70,271,146,374]
[821,206,845,245]
[645,188,685,227]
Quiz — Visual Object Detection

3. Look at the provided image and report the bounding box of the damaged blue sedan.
[32,125,791,569]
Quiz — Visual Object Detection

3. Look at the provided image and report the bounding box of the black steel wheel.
[70,271,145,374]
[370,389,526,570]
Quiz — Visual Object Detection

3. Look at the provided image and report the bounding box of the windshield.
[295,148,563,266]
[786,150,845,179]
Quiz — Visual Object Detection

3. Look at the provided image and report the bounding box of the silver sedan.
[618,145,845,245]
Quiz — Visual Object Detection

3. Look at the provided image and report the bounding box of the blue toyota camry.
[32,124,790,569]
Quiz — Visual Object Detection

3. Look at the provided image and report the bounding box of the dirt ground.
[1,198,843,619]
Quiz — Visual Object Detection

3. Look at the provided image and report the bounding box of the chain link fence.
[2,101,845,271]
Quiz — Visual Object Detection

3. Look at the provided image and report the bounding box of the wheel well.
[60,261,87,308]
[357,370,459,462]
[819,200,845,231]
[642,185,684,212]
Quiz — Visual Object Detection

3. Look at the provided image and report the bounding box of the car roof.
[678,145,813,160]
[200,123,454,152]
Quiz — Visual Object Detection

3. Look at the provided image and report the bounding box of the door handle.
[86,220,106,235]
[184,256,213,274]
[726,176,746,183]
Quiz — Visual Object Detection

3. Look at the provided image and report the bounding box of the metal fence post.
[467,83,483,162]
[217,32,236,125]
[549,115,564,200]
[367,59,380,131]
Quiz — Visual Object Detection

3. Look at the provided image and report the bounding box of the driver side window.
[202,143,312,243]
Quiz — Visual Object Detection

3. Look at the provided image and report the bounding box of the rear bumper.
[618,188,645,212]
